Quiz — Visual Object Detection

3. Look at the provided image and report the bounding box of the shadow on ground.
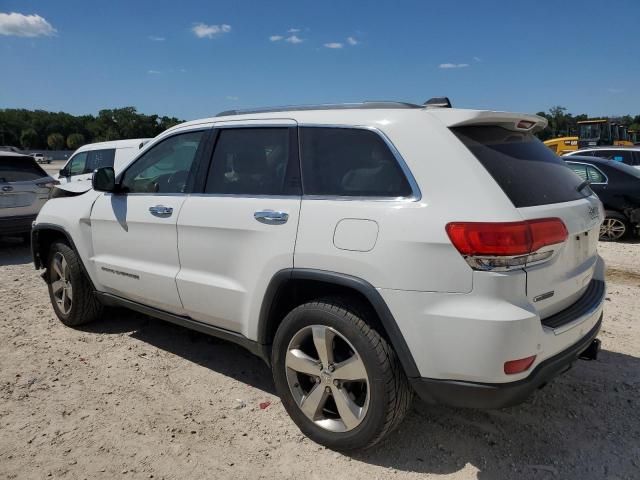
[82,307,639,480]
[0,238,32,266]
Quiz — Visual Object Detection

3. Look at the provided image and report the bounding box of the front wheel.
[47,241,103,326]
[272,299,412,450]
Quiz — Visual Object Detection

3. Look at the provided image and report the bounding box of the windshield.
[579,123,602,140]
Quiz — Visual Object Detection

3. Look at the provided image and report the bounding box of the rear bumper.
[411,314,602,408]
[0,214,37,236]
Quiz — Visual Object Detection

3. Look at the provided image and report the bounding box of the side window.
[299,127,413,197]
[86,149,115,172]
[205,128,291,195]
[121,130,205,194]
[568,163,588,181]
[586,166,606,183]
[67,152,88,175]
[595,150,616,160]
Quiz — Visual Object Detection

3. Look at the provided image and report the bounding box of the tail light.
[504,355,536,374]
[445,218,567,271]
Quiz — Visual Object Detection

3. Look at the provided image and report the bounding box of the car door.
[90,128,210,315]
[176,120,301,336]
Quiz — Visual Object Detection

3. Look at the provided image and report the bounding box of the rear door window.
[586,165,606,183]
[299,127,413,197]
[0,155,48,182]
[452,126,586,207]
[568,162,588,181]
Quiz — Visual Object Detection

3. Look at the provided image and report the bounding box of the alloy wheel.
[285,325,369,432]
[600,217,626,241]
[51,252,73,315]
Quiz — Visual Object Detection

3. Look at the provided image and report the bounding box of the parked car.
[32,101,605,450]
[30,152,51,164]
[565,155,640,240]
[58,139,151,184]
[564,146,640,168]
[0,152,58,242]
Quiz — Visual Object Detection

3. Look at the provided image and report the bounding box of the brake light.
[504,355,536,375]
[445,218,567,270]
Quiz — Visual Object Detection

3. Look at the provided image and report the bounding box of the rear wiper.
[576,179,591,194]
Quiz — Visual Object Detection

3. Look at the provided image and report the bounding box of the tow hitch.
[579,338,601,361]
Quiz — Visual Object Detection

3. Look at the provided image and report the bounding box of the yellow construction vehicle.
[543,136,579,155]
[629,129,640,144]
[577,119,633,148]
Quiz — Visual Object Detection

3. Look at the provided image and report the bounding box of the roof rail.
[423,97,452,108]
[215,101,423,117]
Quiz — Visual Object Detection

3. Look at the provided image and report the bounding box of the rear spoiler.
[427,109,548,133]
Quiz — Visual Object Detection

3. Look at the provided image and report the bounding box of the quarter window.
[86,149,115,172]
[299,127,413,197]
[568,163,588,181]
[586,166,606,183]
[205,128,291,195]
[121,130,205,194]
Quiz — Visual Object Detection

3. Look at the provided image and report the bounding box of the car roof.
[0,151,33,159]
[74,138,152,152]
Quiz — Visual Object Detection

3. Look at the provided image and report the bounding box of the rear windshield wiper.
[576,179,591,195]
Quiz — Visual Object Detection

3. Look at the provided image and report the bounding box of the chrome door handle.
[254,210,289,225]
[149,205,173,217]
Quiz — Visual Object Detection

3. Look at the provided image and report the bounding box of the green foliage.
[0,107,183,150]
[66,133,86,150]
[47,132,65,150]
[20,128,39,149]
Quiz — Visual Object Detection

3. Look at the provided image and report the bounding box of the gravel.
[0,237,638,479]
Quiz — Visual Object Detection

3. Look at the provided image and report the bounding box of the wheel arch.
[258,268,420,378]
[31,224,96,289]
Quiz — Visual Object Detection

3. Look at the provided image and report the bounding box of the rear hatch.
[0,155,51,216]
[451,124,602,320]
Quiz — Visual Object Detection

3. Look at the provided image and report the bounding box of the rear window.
[0,156,48,182]
[452,126,586,208]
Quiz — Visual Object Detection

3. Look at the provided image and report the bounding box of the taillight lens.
[446,218,568,270]
[504,355,536,375]
[446,218,567,256]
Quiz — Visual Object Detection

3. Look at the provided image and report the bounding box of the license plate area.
[0,193,33,208]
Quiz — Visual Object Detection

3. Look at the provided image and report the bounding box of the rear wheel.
[272,298,412,450]
[599,211,629,241]
[47,241,103,326]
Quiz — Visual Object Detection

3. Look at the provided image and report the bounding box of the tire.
[600,211,630,241]
[272,298,412,450]
[47,241,103,326]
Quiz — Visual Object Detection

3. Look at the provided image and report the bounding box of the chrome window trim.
[297,123,422,202]
[565,161,608,185]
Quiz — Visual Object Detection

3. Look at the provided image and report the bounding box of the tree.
[66,133,86,150]
[20,128,38,149]
[47,132,65,150]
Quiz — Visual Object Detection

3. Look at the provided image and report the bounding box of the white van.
[58,139,151,184]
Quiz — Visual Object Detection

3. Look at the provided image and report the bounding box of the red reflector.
[445,218,567,256]
[504,355,536,375]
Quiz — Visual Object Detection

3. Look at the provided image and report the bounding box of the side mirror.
[92,167,117,193]
[59,168,68,177]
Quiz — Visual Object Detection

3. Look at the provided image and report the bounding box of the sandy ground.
[0,238,638,480]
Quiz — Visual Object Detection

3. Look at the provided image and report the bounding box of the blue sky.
[1,0,639,120]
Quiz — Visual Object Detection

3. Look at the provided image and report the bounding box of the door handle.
[254,210,289,225]
[149,205,173,217]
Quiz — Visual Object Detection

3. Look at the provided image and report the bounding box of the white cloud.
[346,36,358,46]
[607,88,623,94]
[439,63,469,69]
[285,35,303,44]
[288,28,301,33]
[473,56,481,62]
[148,35,165,41]
[147,69,161,74]
[226,95,239,101]
[192,23,231,39]
[324,42,343,49]
[269,35,283,41]
[0,12,56,37]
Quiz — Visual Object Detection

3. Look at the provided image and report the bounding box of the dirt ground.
[0,238,638,480]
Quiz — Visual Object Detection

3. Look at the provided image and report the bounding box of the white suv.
[32,101,606,450]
